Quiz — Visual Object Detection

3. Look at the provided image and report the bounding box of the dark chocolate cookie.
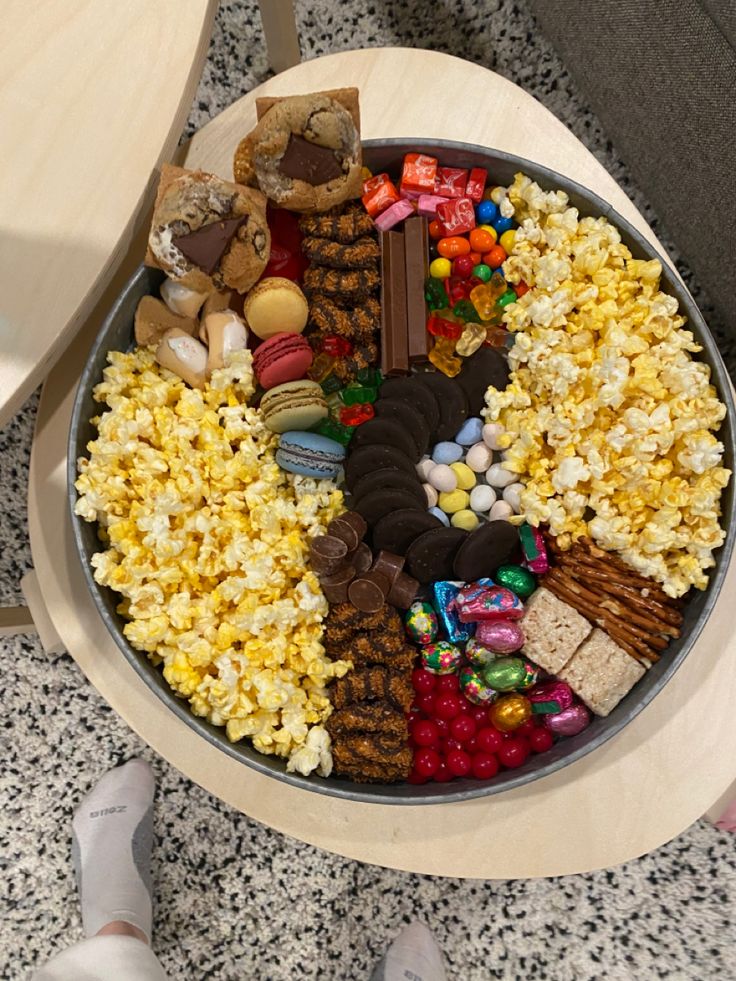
[372,509,444,555]
[457,348,510,416]
[372,398,431,458]
[344,444,417,491]
[406,526,469,583]
[353,489,425,527]
[351,468,425,508]
[379,377,440,438]
[349,417,420,462]
[415,372,469,442]
[452,519,519,582]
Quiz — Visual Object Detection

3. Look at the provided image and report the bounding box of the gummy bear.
[314,418,354,445]
[444,275,473,307]
[483,325,510,348]
[342,383,378,405]
[469,272,507,319]
[340,403,375,426]
[428,336,462,378]
[425,276,448,311]
[325,391,344,415]
[308,352,336,383]
[427,314,463,340]
[356,366,383,388]
[451,298,482,324]
[321,334,354,357]
[456,322,486,357]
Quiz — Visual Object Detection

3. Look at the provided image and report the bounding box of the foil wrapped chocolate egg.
[482,656,536,692]
[405,601,438,645]
[528,680,574,714]
[421,641,462,675]
[544,703,591,736]
[494,564,536,599]
[475,619,524,654]
[459,665,497,705]
[489,693,532,732]
[464,638,497,670]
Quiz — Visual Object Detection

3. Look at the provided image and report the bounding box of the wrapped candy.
[528,680,574,715]
[362,173,401,217]
[494,565,536,599]
[519,523,549,574]
[474,619,524,653]
[453,583,524,623]
[405,601,438,645]
[436,196,476,236]
[459,665,496,705]
[421,641,462,675]
[489,693,532,732]
[401,152,438,195]
[469,272,506,319]
[464,638,497,670]
[432,581,474,644]
[482,657,538,692]
[434,166,468,199]
[543,703,591,736]
[465,168,488,203]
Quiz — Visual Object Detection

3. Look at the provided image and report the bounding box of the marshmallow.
[156,328,208,388]
[160,278,209,319]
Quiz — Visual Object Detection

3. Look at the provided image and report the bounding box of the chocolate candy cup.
[349,571,391,613]
[309,535,348,575]
[371,549,405,586]
[350,541,374,576]
[320,565,356,604]
[386,571,420,609]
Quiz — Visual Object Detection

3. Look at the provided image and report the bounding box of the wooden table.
[27,49,736,877]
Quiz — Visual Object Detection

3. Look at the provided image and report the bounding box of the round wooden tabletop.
[28,49,736,878]
[0,0,217,429]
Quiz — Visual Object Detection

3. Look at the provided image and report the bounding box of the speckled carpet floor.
[3,2,736,979]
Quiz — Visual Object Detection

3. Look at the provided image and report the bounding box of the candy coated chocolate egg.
[428,506,450,527]
[438,489,470,514]
[423,483,439,507]
[544,703,591,736]
[466,442,493,473]
[405,601,438,645]
[464,638,496,669]
[482,656,527,691]
[469,484,496,513]
[455,417,484,446]
[489,693,531,732]
[482,423,505,450]
[459,665,496,705]
[451,509,479,531]
[489,500,514,521]
[449,462,476,490]
[486,463,517,488]
[502,482,524,513]
[428,464,458,492]
[475,619,524,654]
[432,441,464,465]
[421,641,462,675]
[494,565,536,599]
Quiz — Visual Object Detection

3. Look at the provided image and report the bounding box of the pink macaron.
[252,332,314,389]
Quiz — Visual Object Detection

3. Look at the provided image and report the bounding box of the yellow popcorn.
[485,173,731,597]
[75,346,349,775]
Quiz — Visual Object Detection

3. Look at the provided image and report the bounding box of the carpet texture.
[3,2,736,979]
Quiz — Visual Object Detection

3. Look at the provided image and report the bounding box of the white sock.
[71,758,155,942]
[371,922,448,981]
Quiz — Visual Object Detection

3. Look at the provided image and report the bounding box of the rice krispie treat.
[521,587,592,674]
[559,628,646,717]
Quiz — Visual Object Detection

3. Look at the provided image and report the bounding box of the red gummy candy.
[465,168,488,203]
[400,152,438,195]
[434,167,468,199]
[436,196,476,236]
[339,403,374,426]
[321,334,353,357]
[443,275,473,305]
[262,243,305,283]
[427,314,463,340]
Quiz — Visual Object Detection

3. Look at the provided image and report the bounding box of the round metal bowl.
[68,139,736,805]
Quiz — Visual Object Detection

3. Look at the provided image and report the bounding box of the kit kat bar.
[404,216,430,363]
[380,230,409,375]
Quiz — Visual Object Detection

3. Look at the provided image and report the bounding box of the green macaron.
[260,380,328,434]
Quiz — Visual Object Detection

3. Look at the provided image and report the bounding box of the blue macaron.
[276,431,346,479]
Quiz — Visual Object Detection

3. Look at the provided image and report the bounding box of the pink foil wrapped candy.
[543,703,591,736]
[475,619,525,653]
[519,522,549,575]
[528,680,574,714]
[454,583,524,623]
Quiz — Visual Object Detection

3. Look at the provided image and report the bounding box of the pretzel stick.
[565,568,684,626]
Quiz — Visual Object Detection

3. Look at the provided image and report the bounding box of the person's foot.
[371,922,448,981]
[71,758,155,942]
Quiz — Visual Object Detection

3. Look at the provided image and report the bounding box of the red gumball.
[516,719,540,737]
[434,717,450,740]
[465,735,479,754]
[470,705,490,727]
[498,735,530,769]
[414,747,441,778]
[476,727,505,754]
[436,674,460,693]
[433,761,454,782]
[412,668,437,694]
[446,748,472,777]
[529,728,554,753]
[452,254,475,279]
[407,770,429,785]
[434,693,463,721]
[411,719,440,748]
[415,692,436,716]
[450,714,476,743]
[471,752,500,780]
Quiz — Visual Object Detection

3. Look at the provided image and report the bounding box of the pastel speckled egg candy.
[421,641,462,675]
[486,463,517,488]
[416,457,435,481]
[438,489,470,514]
[451,509,479,531]
[455,417,484,446]
[405,601,439,644]
[428,506,450,526]
[469,484,496,512]
[482,422,505,450]
[466,442,493,472]
[432,441,464,465]
[428,464,457,492]
[450,462,476,490]
[460,665,497,705]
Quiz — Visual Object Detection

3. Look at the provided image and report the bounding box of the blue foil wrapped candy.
[431,581,477,644]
